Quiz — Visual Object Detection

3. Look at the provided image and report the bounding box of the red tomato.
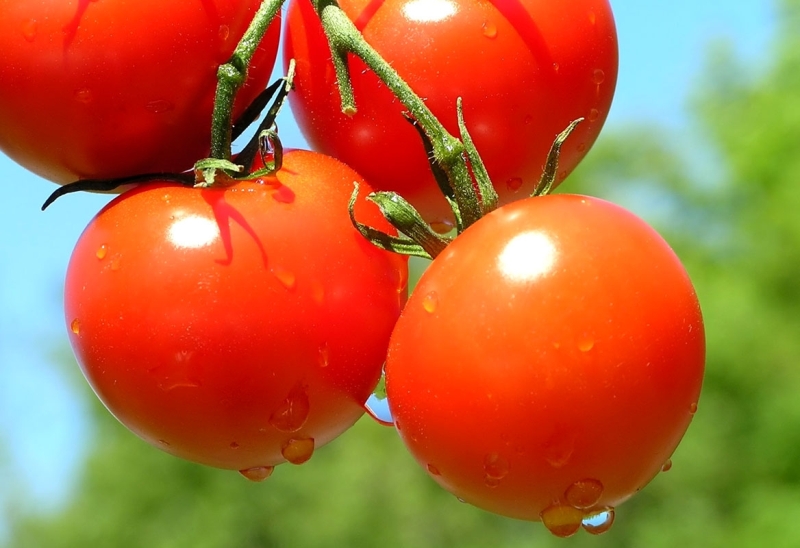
[0,0,280,184]
[64,150,408,474]
[385,195,704,533]
[283,0,618,226]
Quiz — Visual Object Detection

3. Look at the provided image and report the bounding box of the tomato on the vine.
[64,150,408,475]
[385,195,704,533]
[283,0,618,225]
[0,0,280,184]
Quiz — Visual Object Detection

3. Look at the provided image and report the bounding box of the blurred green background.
[3,0,799,546]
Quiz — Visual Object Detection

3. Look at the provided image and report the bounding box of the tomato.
[385,195,704,533]
[283,0,618,226]
[0,0,280,184]
[64,150,408,474]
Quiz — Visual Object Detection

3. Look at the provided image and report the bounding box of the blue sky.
[0,0,776,515]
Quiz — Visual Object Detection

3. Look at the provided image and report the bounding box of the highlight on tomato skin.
[63,150,409,474]
[384,194,705,532]
[0,0,281,185]
[283,0,618,226]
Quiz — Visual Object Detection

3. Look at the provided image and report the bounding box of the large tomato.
[283,0,618,226]
[64,150,408,475]
[0,0,280,184]
[385,195,704,534]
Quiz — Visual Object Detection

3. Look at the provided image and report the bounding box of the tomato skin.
[283,0,618,225]
[64,150,408,470]
[385,195,704,521]
[0,0,280,184]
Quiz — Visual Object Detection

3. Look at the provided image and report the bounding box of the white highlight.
[402,0,456,22]
[497,231,557,282]
[168,215,219,249]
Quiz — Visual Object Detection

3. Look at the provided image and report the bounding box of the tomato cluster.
[3,0,705,538]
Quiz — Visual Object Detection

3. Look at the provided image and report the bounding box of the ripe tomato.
[0,0,280,184]
[64,150,408,474]
[283,0,618,226]
[385,195,704,533]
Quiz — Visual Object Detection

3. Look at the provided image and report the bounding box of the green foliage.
[7,0,800,545]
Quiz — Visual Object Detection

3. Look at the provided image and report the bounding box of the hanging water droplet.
[506,177,524,192]
[145,99,174,114]
[281,437,315,464]
[482,21,497,38]
[592,69,606,85]
[689,402,698,414]
[661,459,673,472]
[540,504,584,538]
[581,507,615,535]
[565,478,604,509]
[422,291,438,313]
[273,267,296,290]
[96,244,108,260]
[578,338,594,352]
[483,452,509,485]
[269,384,310,433]
[588,108,600,122]
[364,394,394,427]
[21,19,38,42]
[239,466,274,482]
[426,464,441,476]
[70,319,81,335]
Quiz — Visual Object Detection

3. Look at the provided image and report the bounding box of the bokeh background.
[0,0,792,545]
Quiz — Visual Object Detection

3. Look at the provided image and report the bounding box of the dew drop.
[689,402,698,414]
[96,244,108,260]
[483,452,509,481]
[578,338,594,352]
[162,193,172,203]
[588,10,597,25]
[565,478,604,509]
[21,19,37,42]
[269,384,310,433]
[281,437,315,465]
[364,394,394,427]
[422,291,438,313]
[239,466,274,482]
[70,319,81,335]
[430,220,454,235]
[482,21,497,38]
[540,504,584,538]
[592,69,606,85]
[588,108,600,122]
[145,99,174,114]
[218,24,230,41]
[74,88,93,104]
[427,464,441,476]
[582,507,615,535]
[506,177,524,192]
[558,170,567,181]
[577,143,587,153]
[661,459,673,472]
[273,267,296,290]
[318,343,330,367]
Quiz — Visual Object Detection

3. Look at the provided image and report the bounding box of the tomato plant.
[283,0,618,225]
[64,150,408,475]
[0,0,280,184]
[385,195,704,533]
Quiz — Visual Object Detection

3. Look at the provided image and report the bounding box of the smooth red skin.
[65,150,409,470]
[386,195,705,521]
[0,0,280,184]
[283,0,618,225]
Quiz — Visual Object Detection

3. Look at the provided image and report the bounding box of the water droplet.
[482,21,497,38]
[689,402,698,414]
[483,452,509,484]
[273,267,296,290]
[96,244,108,260]
[145,99,174,114]
[364,394,394,427]
[506,177,524,192]
[218,24,230,41]
[75,88,93,104]
[162,193,172,203]
[582,507,615,535]
[553,62,560,72]
[558,170,567,181]
[269,384,310,433]
[588,108,600,122]
[578,338,594,352]
[70,319,81,335]
[587,11,597,25]
[422,291,438,313]
[540,504,584,538]
[661,459,673,472]
[545,432,575,468]
[565,478,604,509]
[430,221,454,235]
[427,464,441,476]
[577,143,587,153]
[271,185,296,204]
[592,69,606,85]
[239,466,274,482]
[157,439,170,447]
[230,441,240,449]
[21,19,37,42]
[281,437,315,465]
[318,343,330,367]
